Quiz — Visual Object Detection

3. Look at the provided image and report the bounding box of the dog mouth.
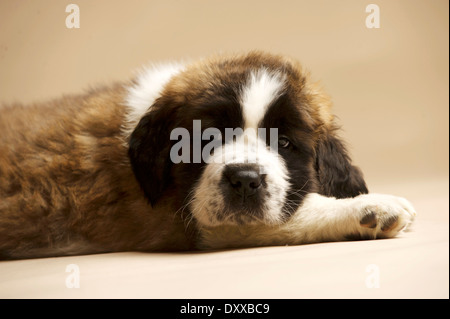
[188,135,292,227]
[189,167,288,227]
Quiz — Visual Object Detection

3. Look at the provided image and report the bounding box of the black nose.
[223,165,263,198]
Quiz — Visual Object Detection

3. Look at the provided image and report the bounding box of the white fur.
[198,193,417,249]
[190,132,290,226]
[191,68,289,227]
[240,68,286,129]
[122,62,185,139]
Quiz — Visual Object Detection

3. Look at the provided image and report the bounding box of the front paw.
[350,194,417,240]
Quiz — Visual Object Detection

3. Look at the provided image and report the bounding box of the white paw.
[348,194,417,240]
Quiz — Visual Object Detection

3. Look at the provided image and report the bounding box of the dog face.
[127,52,368,227]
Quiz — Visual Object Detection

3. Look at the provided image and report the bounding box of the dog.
[0,51,416,259]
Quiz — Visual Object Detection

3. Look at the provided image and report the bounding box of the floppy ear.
[128,106,176,206]
[315,131,368,198]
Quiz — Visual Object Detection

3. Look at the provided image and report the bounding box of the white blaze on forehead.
[123,62,185,138]
[239,68,286,130]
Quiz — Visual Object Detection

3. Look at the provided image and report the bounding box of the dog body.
[0,52,415,259]
[0,85,193,259]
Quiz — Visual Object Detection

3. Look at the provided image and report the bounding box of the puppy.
[0,51,416,259]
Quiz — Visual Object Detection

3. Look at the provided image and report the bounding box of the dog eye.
[278,136,290,148]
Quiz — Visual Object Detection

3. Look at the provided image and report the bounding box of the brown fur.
[0,84,193,259]
[167,52,333,138]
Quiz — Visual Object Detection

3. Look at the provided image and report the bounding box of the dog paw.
[349,194,417,240]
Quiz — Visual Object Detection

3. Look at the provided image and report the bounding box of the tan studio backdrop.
[0,0,448,298]
[0,0,448,189]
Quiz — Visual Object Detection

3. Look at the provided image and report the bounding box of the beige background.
[0,0,448,298]
[0,0,448,187]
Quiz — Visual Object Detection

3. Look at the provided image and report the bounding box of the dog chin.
[192,208,285,228]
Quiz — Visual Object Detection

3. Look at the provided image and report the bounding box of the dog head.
[126,51,368,227]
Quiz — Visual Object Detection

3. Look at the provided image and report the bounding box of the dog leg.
[198,193,416,249]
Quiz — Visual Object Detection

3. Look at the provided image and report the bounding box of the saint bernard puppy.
[0,51,416,259]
